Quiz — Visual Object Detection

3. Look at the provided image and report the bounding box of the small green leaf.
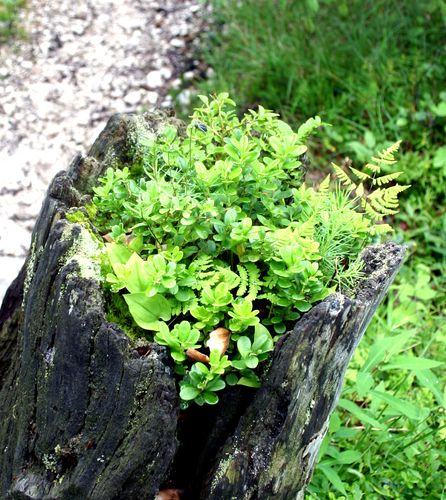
[238,376,261,388]
[382,356,443,371]
[125,253,151,293]
[203,391,219,405]
[237,336,252,358]
[207,378,226,392]
[318,464,347,496]
[224,208,238,224]
[337,398,386,429]
[370,390,427,420]
[124,293,171,330]
[356,371,374,398]
[252,324,274,353]
[336,450,362,464]
[245,355,259,369]
[171,351,186,362]
[106,242,132,267]
[226,373,238,386]
[180,385,200,401]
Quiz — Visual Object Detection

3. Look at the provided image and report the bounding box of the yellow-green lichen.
[61,223,103,281]
[23,239,38,304]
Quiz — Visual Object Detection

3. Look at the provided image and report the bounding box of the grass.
[0,0,26,42]
[188,0,446,497]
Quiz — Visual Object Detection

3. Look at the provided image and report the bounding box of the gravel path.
[0,0,205,301]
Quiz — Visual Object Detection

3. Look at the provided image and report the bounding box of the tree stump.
[0,112,405,500]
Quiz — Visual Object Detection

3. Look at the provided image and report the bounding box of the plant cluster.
[91,94,404,408]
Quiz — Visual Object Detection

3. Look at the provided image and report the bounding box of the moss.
[104,290,148,342]
[61,223,103,281]
[23,239,38,303]
[65,209,90,225]
[210,455,232,491]
[42,452,58,474]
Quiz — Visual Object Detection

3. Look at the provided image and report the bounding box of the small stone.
[176,89,192,108]
[146,91,159,105]
[124,90,143,105]
[183,70,195,81]
[146,69,164,88]
[170,38,184,48]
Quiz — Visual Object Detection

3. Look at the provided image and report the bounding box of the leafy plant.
[307,268,446,499]
[90,94,404,407]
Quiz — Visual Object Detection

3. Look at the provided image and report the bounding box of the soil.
[0,0,207,301]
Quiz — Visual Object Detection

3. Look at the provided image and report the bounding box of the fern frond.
[183,299,198,314]
[361,199,383,221]
[318,174,331,196]
[370,156,397,166]
[332,162,356,189]
[355,182,365,197]
[372,172,403,186]
[365,162,382,173]
[293,217,316,239]
[216,266,240,290]
[368,196,398,216]
[190,254,213,273]
[236,264,248,296]
[257,292,282,305]
[370,223,393,235]
[366,141,402,174]
[245,263,261,301]
[350,167,371,181]
[384,184,410,197]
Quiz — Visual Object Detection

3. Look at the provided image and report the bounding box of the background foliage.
[0,0,25,41]
[191,0,446,497]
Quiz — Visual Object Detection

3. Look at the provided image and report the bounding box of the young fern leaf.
[350,166,371,181]
[332,163,356,189]
[245,263,261,301]
[368,195,399,216]
[216,266,240,290]
[333,140,409,224]
[318,174,331,196]
[257,292,283,305]
[373,172,403,186]
[365,140,402,173]
[361,199,383,221]
[236,264,248,296]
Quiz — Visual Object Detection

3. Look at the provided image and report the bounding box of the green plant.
[90,94,405,407]
[0,0,26,42]
[307,265,446,499]
[193,1,446,493]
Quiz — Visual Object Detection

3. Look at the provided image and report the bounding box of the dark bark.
[0,112,405,500]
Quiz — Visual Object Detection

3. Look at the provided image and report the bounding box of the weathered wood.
[0,112,182,500]
[0,112,404,500]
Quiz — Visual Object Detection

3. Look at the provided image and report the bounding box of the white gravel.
[0,0,206,302]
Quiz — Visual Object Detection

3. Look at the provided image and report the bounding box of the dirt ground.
[0,0,205,301]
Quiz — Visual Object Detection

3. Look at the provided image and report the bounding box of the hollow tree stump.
[0,111,405,500]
